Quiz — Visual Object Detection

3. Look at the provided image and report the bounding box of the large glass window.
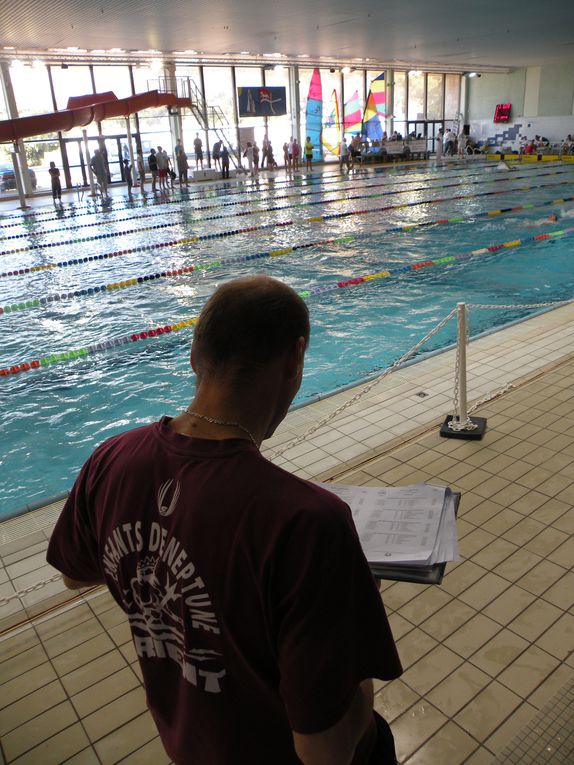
[93,65,133,98]
[50,65,94,110]
[10,62,53,116]
[393,72,407,122]
[407,72,425,121]
[132,63,173,156]
[444,74,460,119]
[263,66,292,159]
[426,74,443,120]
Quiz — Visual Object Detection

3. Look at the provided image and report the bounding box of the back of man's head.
[192,276,310,377]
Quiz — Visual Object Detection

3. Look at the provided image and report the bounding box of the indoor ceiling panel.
[1,0,574,70]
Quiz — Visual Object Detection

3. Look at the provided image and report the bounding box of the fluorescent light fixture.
[467,71,478,77]
[341,66,351,74]
[3,46,16,50]
[240,51,250,54]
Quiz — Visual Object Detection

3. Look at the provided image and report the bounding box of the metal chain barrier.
[272,295,574,459]
[271,307,458,459]
[0,571,62,607]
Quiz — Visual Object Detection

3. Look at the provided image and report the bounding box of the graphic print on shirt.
[102,491,226,693]
[158,479,180,517]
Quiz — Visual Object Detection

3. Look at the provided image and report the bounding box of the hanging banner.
[237,86,287,117]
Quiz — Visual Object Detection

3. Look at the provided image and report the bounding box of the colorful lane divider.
[3,226,574,378]
[3,180,574,284]
[3,167,573,256]
[0,160,563,233]
[0,162,547,240]
[4,170,569,268]
[0,236,355,315]
[4,195,574,316]
[2,161,492,226]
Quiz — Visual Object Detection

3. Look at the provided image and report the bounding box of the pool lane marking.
[3,226,574,377]
[0,162,568,235]
[3,174,574,280]
[3,189,574,292]
[1,163,563,240]
[0,160,498,227]
[3,167,574,255]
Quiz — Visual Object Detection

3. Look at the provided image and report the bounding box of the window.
[444,75,460,119]
[407,72,425,121]
[426,74,443,120]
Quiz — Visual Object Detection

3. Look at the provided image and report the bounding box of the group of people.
[434,128,471,159]
[272,136,314,172]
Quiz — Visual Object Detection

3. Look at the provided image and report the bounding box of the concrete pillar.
[0,62,33,197]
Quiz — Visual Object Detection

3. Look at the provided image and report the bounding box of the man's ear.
[287,336,306,379]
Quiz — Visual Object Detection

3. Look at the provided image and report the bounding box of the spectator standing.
[252,141,260,174]
[212,140,222,170]
[148,148,158,193]
[136,149,146,194]
[89,149,108,198]
[221,145,230,179]
[177,148,189,186]
[47,275,402,765]
[123,159,133,197]
[304,136,314,171]
[244,141,254,176]
[48,161,62,203]
[156,146,170,192]
[194,134,204,169]
[435,129,443,160]
[283,141,291,171]
[292,138,300,170]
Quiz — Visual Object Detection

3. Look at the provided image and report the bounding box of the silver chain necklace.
[184,408,258,447]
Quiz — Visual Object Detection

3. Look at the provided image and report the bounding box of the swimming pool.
[2,160,574,516]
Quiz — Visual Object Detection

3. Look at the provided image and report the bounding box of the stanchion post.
[440,302,487,440]
[457,302,468,424]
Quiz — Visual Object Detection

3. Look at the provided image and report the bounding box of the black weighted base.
[440,415,487,440]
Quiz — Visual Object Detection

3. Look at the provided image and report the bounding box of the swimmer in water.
[525,213,559,226]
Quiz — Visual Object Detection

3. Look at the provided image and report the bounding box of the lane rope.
[4,195,574,315]
[3,167,573,258]
[3,178,574,283]
[3,226,573,377]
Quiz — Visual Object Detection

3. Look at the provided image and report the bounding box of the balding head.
[191,276,310,379]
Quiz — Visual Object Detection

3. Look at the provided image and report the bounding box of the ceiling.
[2,0,574,72]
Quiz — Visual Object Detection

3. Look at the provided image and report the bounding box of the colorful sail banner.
[305,68,323,160]
[363,73,386,142]
[344,90,362,134]
[237,87,287,117]
[322,90,341,155]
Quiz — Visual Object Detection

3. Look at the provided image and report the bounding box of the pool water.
[1,161,574,516]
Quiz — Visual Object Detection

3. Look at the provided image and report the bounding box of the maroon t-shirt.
[48,417,402,764]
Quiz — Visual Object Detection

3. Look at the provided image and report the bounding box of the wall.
[466,63,574,148]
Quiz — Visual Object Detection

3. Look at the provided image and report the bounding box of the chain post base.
[440,415,487,440]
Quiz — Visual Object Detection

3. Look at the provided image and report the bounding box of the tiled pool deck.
[1,174,574,764]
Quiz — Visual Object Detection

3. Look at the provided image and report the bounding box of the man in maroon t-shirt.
[48,276,402,765]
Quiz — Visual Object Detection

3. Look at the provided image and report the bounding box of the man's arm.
[62,574,105,590]
[292,680,374,765]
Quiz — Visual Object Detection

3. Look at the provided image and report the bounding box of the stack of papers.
[322,483,459,568]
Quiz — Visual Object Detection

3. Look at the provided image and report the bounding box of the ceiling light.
[341,66,351,74]
[467,72,478,77]
[240,51,250,54]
